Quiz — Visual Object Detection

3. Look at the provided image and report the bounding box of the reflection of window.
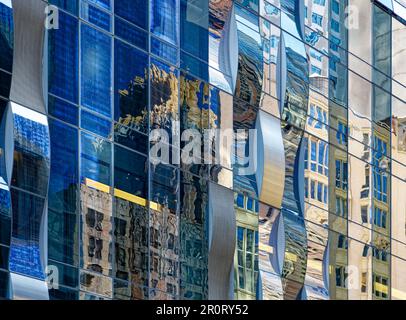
[335,159,348,190]
[332,0,340,14]
[86,208,104,231]
[311,65,322,75]
[337,234,348,249]
[373,248,388,262]
[331,19,340,32]
[304,137,309,169]
[236,193,244,208]
[305,178,309,199]
[336,121,348,145]
[310,180,316,200]
[373,136,388,203]
[361,165,370,199]
[361,272,367,293]
[312,12,323,26]
[305,137,329,176]
[235,226,258,294]
[335,196,347,218]
[307,104,328,130]
[234,193,259,214]
[373,207,387,229]
[373,274,388,299]
[88,236,103,260]
[308,179,328,204]
[362,245,369,257]
[88,236,95,258]
[335,266,347,288]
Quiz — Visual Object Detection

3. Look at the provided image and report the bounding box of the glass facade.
[0,0,405,301]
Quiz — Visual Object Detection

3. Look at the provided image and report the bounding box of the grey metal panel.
[10,273,49,300]
[9,0,46,114]
[208,182,236,300]
[4,103,14,186]
[256,110,285,209]
[7,1,49,299]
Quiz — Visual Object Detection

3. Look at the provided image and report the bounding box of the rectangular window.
[331,19,340,33]
[311,180,316,199]
[304,137,309,169]
[311,140,317,172]
[81,24,112,117]
[311,12,323,26]
[305,178,309,199]
[317,182,323,202]
[332,0,340,14]
[318,141,326,174]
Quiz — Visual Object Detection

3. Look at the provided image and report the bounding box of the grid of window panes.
[252,0,405,300]
[46,0,211,300]
[42,0,406,301]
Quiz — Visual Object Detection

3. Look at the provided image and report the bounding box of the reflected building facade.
[0,0,406,300]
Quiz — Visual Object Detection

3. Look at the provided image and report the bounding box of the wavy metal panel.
[208,182,236,300]
[9,0,46,114]
[7,0,49,300]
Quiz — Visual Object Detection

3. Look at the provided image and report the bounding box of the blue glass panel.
[180,0,208,61]
[115,17,148,51]
[48,119,78,214]
[48,208,78,266]
[181,51,208,81]
[49,0,79,15]
[81,132,111,185]
[236,0,259,12]
[81,109,112,138]
[114,145,147,197]
[11,106,50,197]
[151,36,178,66]
[114,39,148,133]
[0,70,11,98]
[0,99,7,181]
[150,58,179,136]
[81,24,112,117]
[48,120,78,267]
[150,164,178,211]
[0,269,9,298]
[80,1,111,31]
[48,95,79,126]
[48,260,79,288]
[151,0,179,45]
[114,0,148,30]
[0,185,11,246]
[0,0,13,72]
[48,11,79,103]
[9,189,46,280]
[114,121,148,154]
[377,0,394,11]
[87,0,111,10]
[0,245,9,270]
[49,286,79,300]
